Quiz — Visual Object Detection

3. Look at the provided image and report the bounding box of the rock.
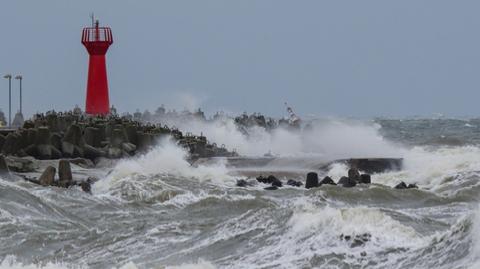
[0,155,10,174]
[0,134,5,152]
[58,160,73,182]
[338,176,356,188]
[270,176,282,187]
[305,172,319,189]
[35,127,51,145]
[395,181,418,189]
[110,129,126,148]
[69,158,95,168]
[286,179,302,187]
[348,168,361,182]
[2,133,21,155]
[394,181,408,189]
[38,166,56,186]
[264,186,278,190]
[122,142,137,155]
[50,133,62,152]
[83,144,105,160]
[236,179,248,187]
[256,175,279,185]
[319,176,336,185]
[256,175,269,184]
[80,181,92,194]
[407,183,418,189]
[340,233,371,248]
[359,174,371,184]
[5,156,36,172]
[84,127,102,147]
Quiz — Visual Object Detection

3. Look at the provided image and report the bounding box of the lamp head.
[15,75,22,80]
[3,74,12,79]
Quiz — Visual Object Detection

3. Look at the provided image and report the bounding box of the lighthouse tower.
[81,18,113,115]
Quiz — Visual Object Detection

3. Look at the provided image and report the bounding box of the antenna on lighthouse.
[90,13,95,27]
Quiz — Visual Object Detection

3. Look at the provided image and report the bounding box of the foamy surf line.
[0,256,216,269]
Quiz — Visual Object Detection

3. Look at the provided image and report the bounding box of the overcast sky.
[1,1,479,118]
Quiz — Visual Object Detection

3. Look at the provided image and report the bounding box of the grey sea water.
[1,118,480,269]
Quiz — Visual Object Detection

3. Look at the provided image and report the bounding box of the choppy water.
[2,118,480,269]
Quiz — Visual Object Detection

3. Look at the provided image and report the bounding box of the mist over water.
[1,117,480,268]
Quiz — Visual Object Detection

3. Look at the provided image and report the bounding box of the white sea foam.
[94,137,234,194]
[159,117,399,158]
[0,256,77,269]
[165,259,216,269]
[374,146,480,190]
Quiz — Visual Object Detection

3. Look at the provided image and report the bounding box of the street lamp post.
[3,74,12,127]
[15,75,22,114]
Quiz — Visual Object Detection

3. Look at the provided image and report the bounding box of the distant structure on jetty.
[82,16,113,116]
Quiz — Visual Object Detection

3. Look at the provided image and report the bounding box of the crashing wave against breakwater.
[1,112,480,268]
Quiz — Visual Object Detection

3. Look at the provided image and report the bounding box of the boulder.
[83,144,105,160]
[359,174,371,184]
[38,166,56,186]
[50,133,62,152]
[271,176,283,187]
[305,172,319,189]
[286,179,302,187]
[264,186,278,191]
[122,142,137,155]
[348,168,361,182]
[84,127,102,147]
[5,156,36,172]
[80,180,92,193]
[58,160,72,182]
[338,176,356,188]
[236,179,248,187]
[0,134,5,152]
[394,181,407,189]
[319,176,336,185]
[394,181,418,189]
[69,158,95,169]
[2,133,21,155]
[0,155,10,174]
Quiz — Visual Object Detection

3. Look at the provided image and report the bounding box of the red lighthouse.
[82,19,113,115]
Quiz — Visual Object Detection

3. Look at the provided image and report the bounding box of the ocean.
[1,117,480,269]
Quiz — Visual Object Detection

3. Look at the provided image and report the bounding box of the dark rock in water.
[348,168,361,182]
[395,181,418,189]
[0,155,10,174]
[407,183,418,189]
[80,181,92,194]
[256,175,280,185]
[338,176,356,188]
[270,176,283,187]
[359,174,371,184]
[351,233,371,248]
[264,186,278,190]
[305,172,319,189]
[236,179,248,187]
[340,233,371,248]
[360,251,367,257]
[286,179,302,187]
[319,176,336,185]
[58,159,73,182]
[256,175,268,184]
[39,166,56,186]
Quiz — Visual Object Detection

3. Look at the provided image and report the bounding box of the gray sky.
[1,0,479,118]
